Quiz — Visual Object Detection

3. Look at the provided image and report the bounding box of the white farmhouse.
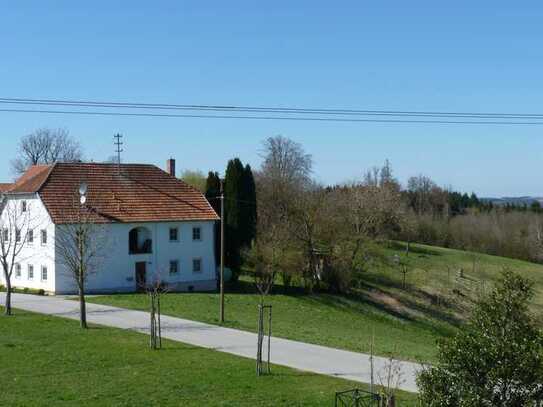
[0,160,219,294]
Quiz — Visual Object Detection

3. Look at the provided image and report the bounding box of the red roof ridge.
[7,164,55,194]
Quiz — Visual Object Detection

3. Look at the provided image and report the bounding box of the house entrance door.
[135,262,146,292]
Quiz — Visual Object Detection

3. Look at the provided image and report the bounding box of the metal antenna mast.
[114,133,123,173]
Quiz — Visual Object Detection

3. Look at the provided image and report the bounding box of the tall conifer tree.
[224,159,244,270]
[241,164,257,247]
[205,171,221,264]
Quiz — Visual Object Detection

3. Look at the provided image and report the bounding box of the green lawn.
[89,243,543,364]
[0,308,418,406]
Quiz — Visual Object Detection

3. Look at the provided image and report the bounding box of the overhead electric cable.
[1,107,543,125]
[1,97,543,125]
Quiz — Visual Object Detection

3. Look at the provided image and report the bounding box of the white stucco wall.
[54,220,217,294]
[0,194,56,292]
[1,193,217,294]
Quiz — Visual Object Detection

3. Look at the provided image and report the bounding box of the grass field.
[89,242,543,363]
[0,307,418,406]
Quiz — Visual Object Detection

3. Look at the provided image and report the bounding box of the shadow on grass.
[291,277,460,339]
[359,275,462,328]
[225,274,460,338]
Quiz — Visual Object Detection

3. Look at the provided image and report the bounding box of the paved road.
[1,292,422,393]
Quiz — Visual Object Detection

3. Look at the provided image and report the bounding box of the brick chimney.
[166,158,176,177]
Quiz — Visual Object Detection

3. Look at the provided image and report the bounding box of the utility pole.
[219,179,225,324]
[370,329,374,394]
[78,183,88,329]
[114,133,123,175]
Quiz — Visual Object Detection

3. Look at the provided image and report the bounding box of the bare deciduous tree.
[407,174,448,217]
[244,242,276,302]
[260,135,312,190]
[256,135,314,288]
[287,186,330,291]
[377,353,405,406]
[55,195,107,329]
[0,198,38,315]
[11,128,83,176]
[329,176,405,281]
[145,271,166,350]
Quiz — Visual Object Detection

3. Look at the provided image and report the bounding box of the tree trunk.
[4,278,12,316]
[385,395,396,407]
[79,283,87,329]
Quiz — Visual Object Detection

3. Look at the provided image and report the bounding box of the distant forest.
[390,169,543,264]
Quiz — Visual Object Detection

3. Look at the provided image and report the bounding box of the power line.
[1,107,543,125]
[1,97,543,125]
[1,97,543,118]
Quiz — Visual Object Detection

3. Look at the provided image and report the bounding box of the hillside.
[88,242,543,363]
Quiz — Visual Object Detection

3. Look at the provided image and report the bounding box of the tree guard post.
[147,278,165,350]
[256,304,272,376]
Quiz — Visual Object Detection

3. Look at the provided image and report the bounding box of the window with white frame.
[169,227,179,242]
[27,229,34,244]
[21,201,27,213]
[192,258,202,273]
[192,227,201,241]
[41,265,48,281]
[28,264,34,280]
[1,228,8,242]
[15,228,21,243]
[169,260,179,274]
[14,263,21,279]
[41,229,47,245]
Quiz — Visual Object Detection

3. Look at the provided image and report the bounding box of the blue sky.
[1,1,542,196]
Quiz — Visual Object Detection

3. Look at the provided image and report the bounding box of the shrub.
[417,271,543,405]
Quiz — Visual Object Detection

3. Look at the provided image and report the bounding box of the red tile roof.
[6,165,53,193]
[0,183,13,193]
[11,163,219,224]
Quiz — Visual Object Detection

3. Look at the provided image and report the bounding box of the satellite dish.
[80,195,87,205]
[79,182,88,196]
